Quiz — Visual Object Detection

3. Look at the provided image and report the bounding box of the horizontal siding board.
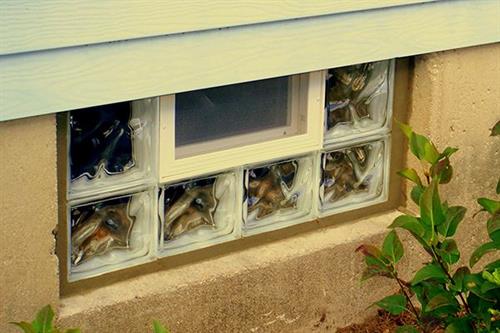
[1,0,499,122]
[0,0,436,55]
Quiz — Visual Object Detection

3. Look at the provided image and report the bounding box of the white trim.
[173,76,303,158]
[159,71,325,183]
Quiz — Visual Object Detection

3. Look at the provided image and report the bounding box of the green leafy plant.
[10,305,171,333]
[10,305,80,333]
[153,320,171,333]
[357,122,500,333]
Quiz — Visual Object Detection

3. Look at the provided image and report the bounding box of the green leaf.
[389,215,428,238]
[363,254,387,268]
[431,158,453,184]
[487,215,500,242]
[10,322,36,333]
[355,244,389,264]
[470,241,500,267]
[467,292,497,322]
[412,264,447,285]
[32,305,54,333]
[438,239,460,264]
[485,259,500,271]
[410,132,439,164]
[445,318,474,333]
[382,230,404,264]
[437,206,466,237]
[491,120,500,136]
[388,214,433,256]
[153,320,170,333]
[397,168,422,186]
[361,266,392,281]
[463,274,489,299]
[356,244,392,270]
[480,280,499,293]
[410,185,425,206]
[396,325,420,333]
[478,198,500,215]
[375,294,407,315]
[482,268,500,286]
[398,121,413,139]
[420,180,445,235]
[452,266,470,292]
[361,254,393,281]
[412,281,449,315]
[425,292,459,312]
[439,163,453,184]
[355,244,384,259]
[439,147,459,159]
[64,329,81,333]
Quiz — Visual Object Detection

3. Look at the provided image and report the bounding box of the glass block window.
[60,60,394,281]
[242,155,315,235]
[324,60,393,144]
[319,137,389,216]
[158,171,241,256]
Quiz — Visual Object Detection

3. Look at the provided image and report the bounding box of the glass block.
[68,98,157,199]
[243,155,315,235]
[68,189,154,281]
[158,171,241,256]
[324,60,393,144]
[174,75,307,158]
[319,137,389,215]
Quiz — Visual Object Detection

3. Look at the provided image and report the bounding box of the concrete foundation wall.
[0,43,499,332]
[0,115,59,329]
[405,43,500,265]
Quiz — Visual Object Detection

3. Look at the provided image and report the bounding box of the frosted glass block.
[158,171,242,256]
[174,76,306,157]
[243,155,316,235]
[324,60,393,145]
[319,137,389,216]
[68,98,157,199]
[68,189,155,281]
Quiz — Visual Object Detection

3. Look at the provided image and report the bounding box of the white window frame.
[159,71,325,183]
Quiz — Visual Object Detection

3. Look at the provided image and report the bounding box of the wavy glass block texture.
[158,171,241,256]
[319,137,388,215]
[69,189,154,281]
[324,60,393,144]
[68,98,157,198]
[243,155,315,235]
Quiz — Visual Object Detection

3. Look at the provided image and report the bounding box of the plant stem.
[395,275,419,319]
[430,246,472,315]
[392,271,428,332]
[395,276,419,318]
[421,161,430,186]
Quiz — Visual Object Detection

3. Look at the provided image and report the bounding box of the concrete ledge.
[59,210,404,332]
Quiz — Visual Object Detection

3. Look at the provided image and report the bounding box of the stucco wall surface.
[405,42,500,266]
[0,115,59,333]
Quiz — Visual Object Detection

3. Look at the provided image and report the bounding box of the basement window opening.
[59,59,394,282]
